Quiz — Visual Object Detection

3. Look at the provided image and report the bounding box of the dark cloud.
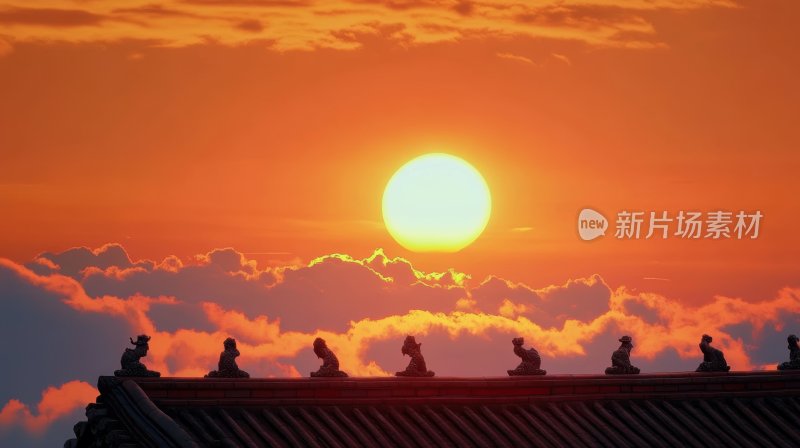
[268,254,462,330]
[723,317,800,368]
[0,0,734,50]
[203,247,258,274]
[31,243,148,279]
[329,22,413,48]
[0,262,129,406]
[78,248,463,332]
[112,4,201,18]
[180,0,313,7]
[351,0,439,11]
[3,243,799,447]
[535,274,612,323]
[515,4,636,28]
[471,274,612,328]
[453,1,473,16]
[619,296,665,325]
[80,261,276,323]
[0,7,104,27]
[0,406,86,448]
[236,19,264,32]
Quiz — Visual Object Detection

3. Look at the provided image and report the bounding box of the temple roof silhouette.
[66,371,800,447]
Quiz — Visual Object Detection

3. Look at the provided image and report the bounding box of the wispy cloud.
[551,52,571,65]
[0,7,105,27]
[511,226,534,232]
[496,52,535,65]
[0,1,737,50]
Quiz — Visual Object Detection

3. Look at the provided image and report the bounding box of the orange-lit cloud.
[175,282,800,376]
[0,257,174,332]
[0,381,97,435]
[12,244,800,376]
[496,52,535,66]
[2,243,798,439]
[550,52,571,65]
[0,1,736,50]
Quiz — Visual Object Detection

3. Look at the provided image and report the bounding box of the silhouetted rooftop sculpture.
[605,335,640,374]
[778,334,800,370]
[507,337,546,376]
[310,337,348,377]
[205,337,249,378]
[114,335,160,377]
[396,335,434,377]
[66,371,800,448]
[696,334,731,372]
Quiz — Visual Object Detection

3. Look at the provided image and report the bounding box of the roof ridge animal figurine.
[114,334,160,377]
[696,334,730,372]
[605,335,640,375]
[310,337,348,377]
[206,337,249,378]
[396,335,434,377]
[507,337,546,376]
[778,334,800,370]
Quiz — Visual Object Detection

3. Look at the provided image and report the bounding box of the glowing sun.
[382,153,492,252]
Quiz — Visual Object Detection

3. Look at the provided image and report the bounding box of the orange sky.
[2,0,798,304]
[1,2,800,443]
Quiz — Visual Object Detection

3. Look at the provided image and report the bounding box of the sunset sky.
[1,0,799,446]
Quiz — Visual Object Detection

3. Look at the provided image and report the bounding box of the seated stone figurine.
[114,335,160,377]
[507,337,546,376]
[778,334,800,370]
[696,334,730,372]
[310,337,348,377]
[396,335,434,377]
[605,335,640,374]
[206,337,249,378]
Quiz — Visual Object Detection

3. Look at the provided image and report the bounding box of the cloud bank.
[0,0,737,51]
[0,381,97,434]
[1,242,798,446]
